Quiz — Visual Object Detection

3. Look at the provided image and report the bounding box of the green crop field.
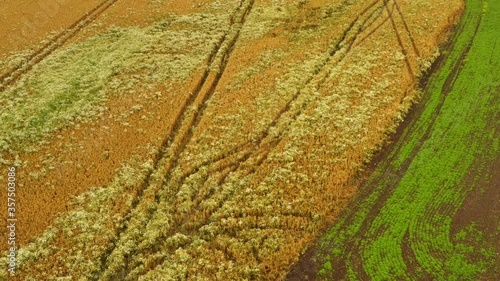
[315,0,499,280]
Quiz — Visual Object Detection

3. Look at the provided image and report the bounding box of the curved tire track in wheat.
[167,0,388,228]
[184,0,388,225]
[115,1,391,277]
[96,1,389,278]
[177,0,387,199]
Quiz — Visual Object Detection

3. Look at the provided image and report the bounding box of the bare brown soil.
[451,90,500,281]
[453,157,500,281]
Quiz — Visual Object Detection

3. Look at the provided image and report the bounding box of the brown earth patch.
[453,158,499,246]
[451,104,500,281]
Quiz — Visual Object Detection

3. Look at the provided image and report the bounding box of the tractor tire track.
[384,0,415,79]
[0,0,119,92]
[179,0,387,196]
[401,230,433,280]
[393,0,420,57]
[149,3,390,278]
[170,0,387,198]
[168,2,386,230]
[94,31,228,279]
[355,3,394,47]
[167,4,386,221]
[145,1,390,274]
[158,0,256,194]
[173,0,388,231]
[133,1,389,275]
[174,0,386,188]
[196,0,387,206]
[96,1,255,279]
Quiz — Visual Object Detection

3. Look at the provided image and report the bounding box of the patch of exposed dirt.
[453,156,500,280]
[286,245,318,281]
[451,97,500,281]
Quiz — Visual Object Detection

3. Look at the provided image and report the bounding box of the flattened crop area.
[0,0,464,279]
[305,0,500,280]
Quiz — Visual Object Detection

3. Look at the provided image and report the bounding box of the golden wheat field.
[0,0,464,279]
